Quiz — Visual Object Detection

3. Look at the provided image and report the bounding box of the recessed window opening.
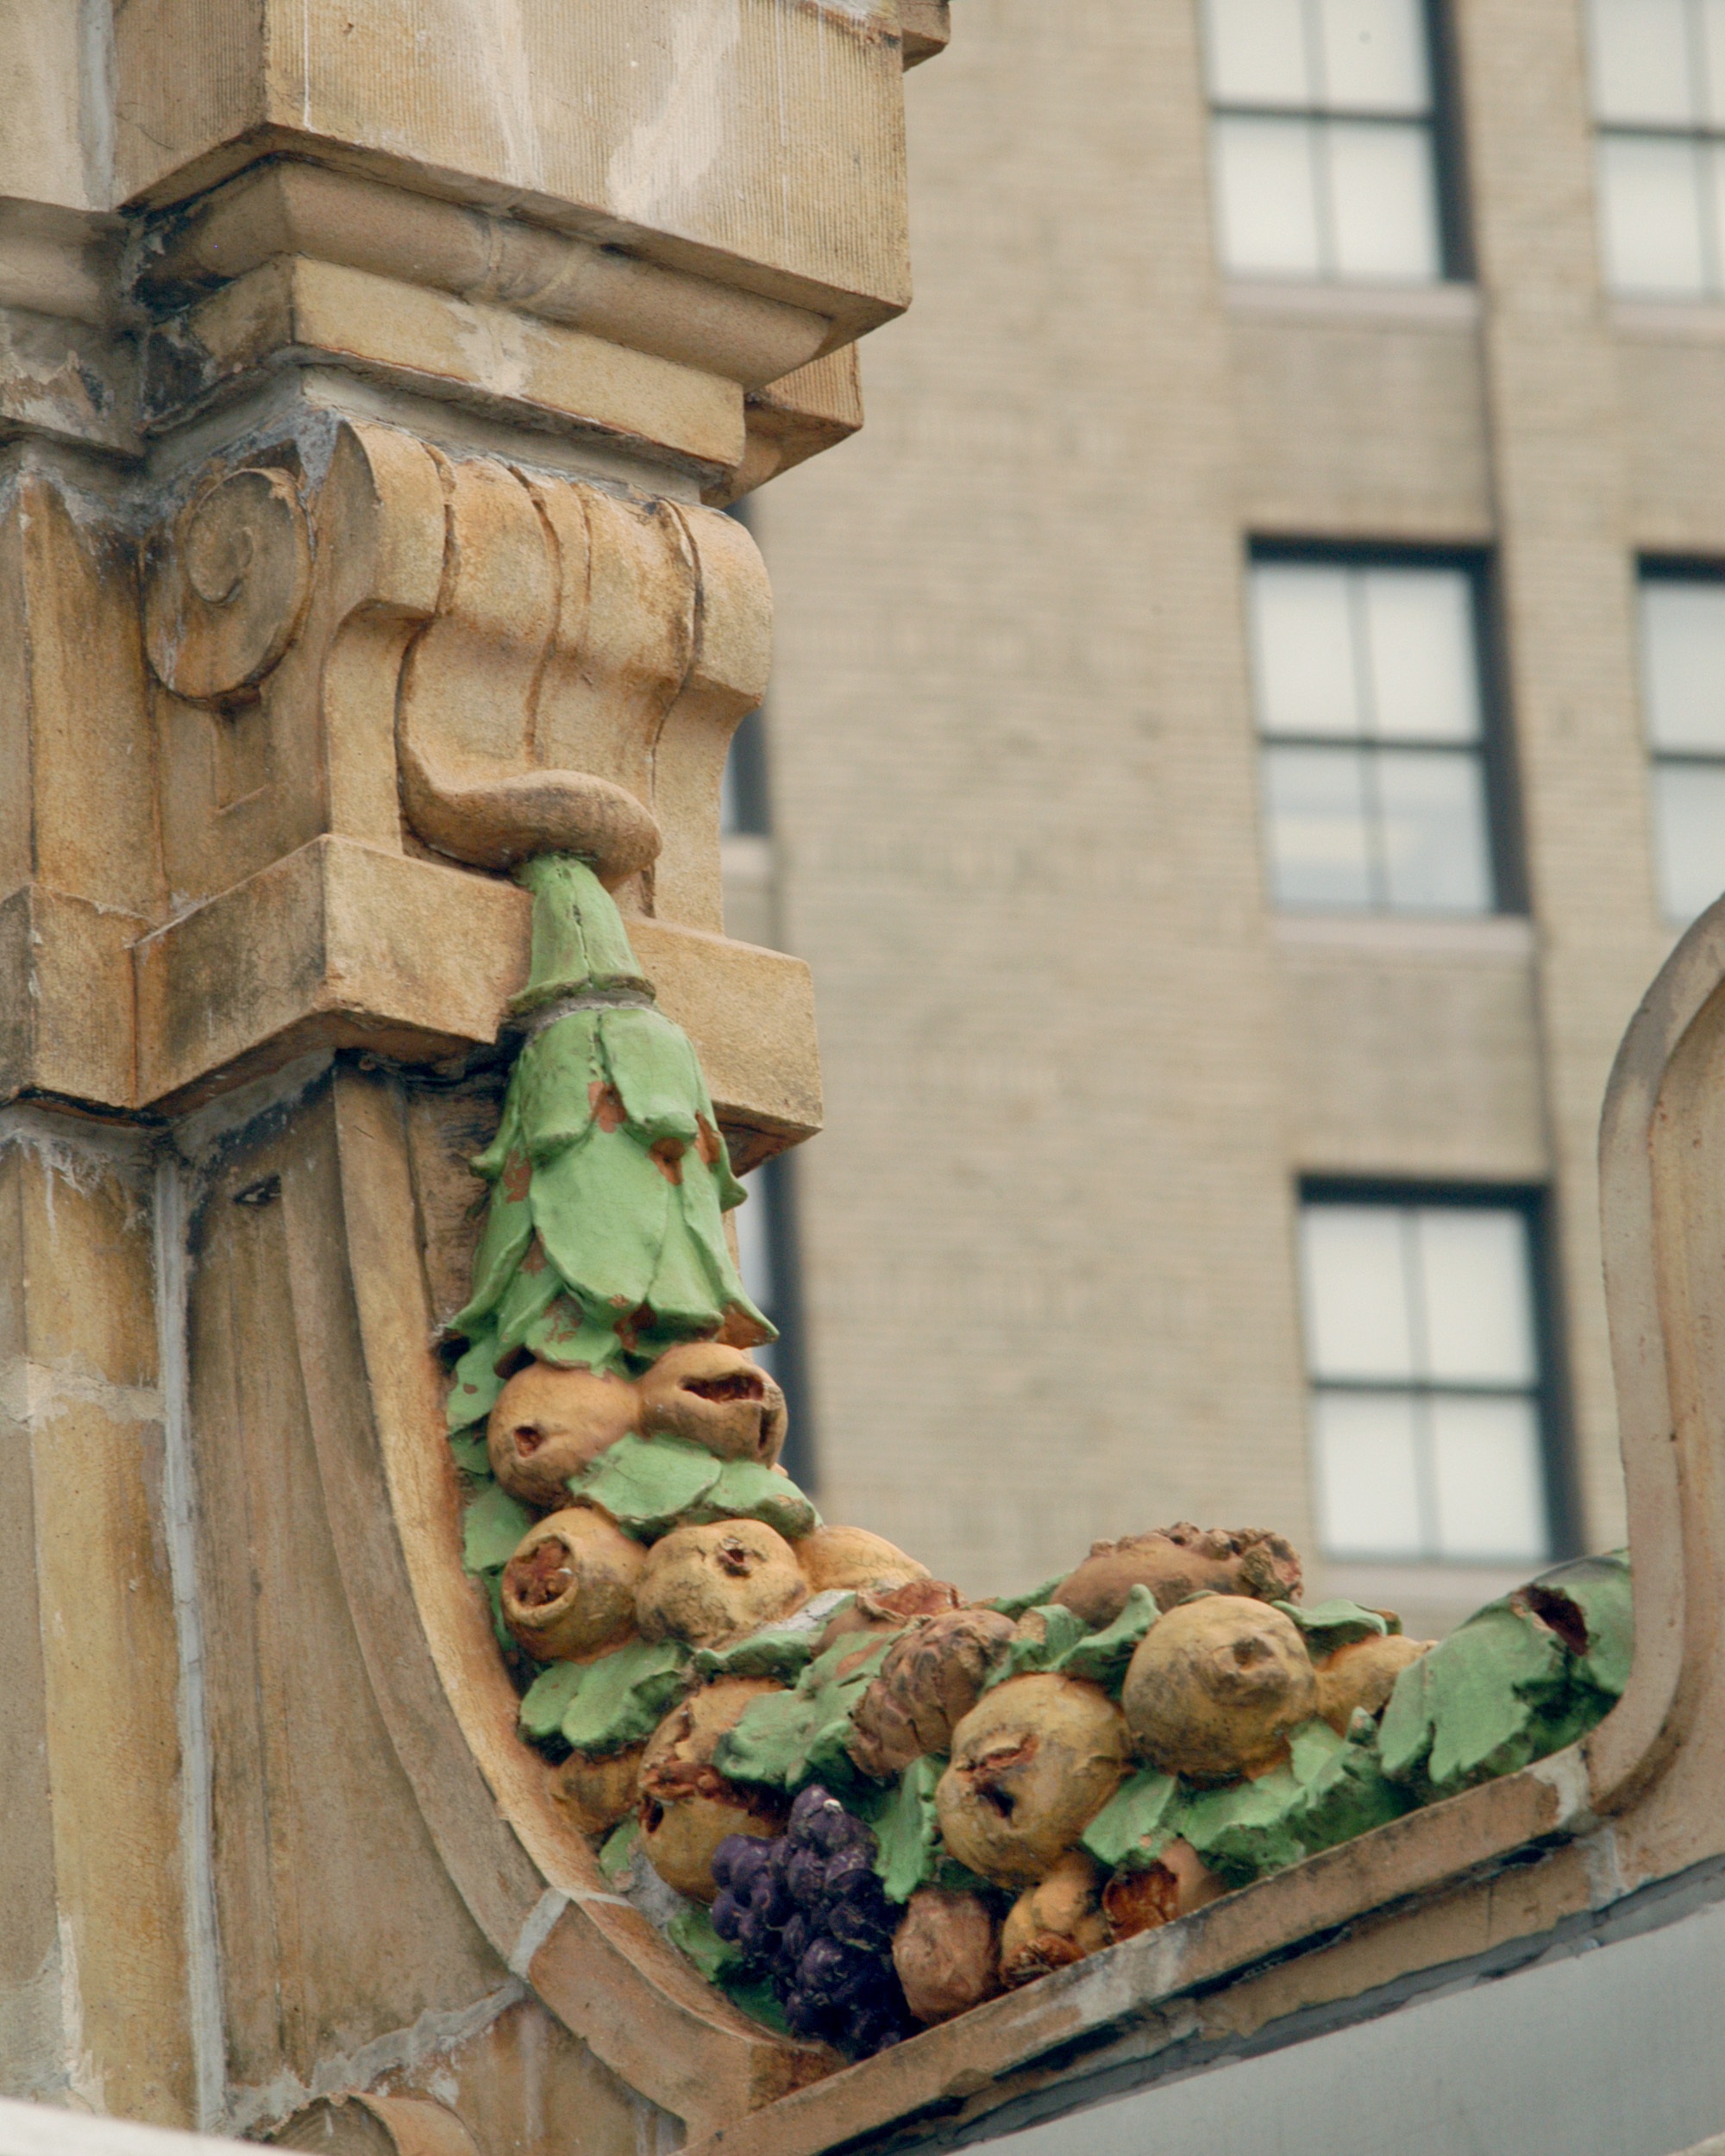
[1248,553,1502,914]
[1636,565,1725,924]
[1202,0,1450,282]
[1298,1193,1555,1565]
[1590,0,1725,297]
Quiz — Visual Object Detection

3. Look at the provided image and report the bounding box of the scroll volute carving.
[396,454,771,924]
[141,425,770,932]
[144,464,323,905]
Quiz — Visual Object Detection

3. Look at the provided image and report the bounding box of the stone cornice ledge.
[128,837,821,1163]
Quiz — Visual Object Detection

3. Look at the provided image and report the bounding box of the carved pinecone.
[847,1607,1017,1778]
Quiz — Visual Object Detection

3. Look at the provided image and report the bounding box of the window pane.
[1204,0,1312,105]
[1324,119,1442,280]
[1598,135,1708,297]
[1373,746,1494,912]
[1214,116,1324,275]
[1429,1395,1548,1562]
[1414,1207,1537,1384]
[1314,1390,1426,1557]
[1317,0,1429,114]
[1300,1205,1415,1379]
[1362,567,1480,742]
[1263,744,1375,906]
[1653,760,1725,922]
[1704,0,1725,126]
[1251,562,1359,736]
[1587,0,1697,124]
[1641,580,1725,751]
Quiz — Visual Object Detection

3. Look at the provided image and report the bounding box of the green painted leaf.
[1379,1597,1570,1796]
[462,1483,533,1575]
[568,1432,721,1536]
[692,1597,848,1683]
[599,1005,705,1148]
[598,1816,639,1883]
[666,1900,741,1984]
[982,1603,1092,1692]
[1527,1551,1634,1699]
[693,1458,820,1539]
[874,1753,945,1902]
[1274,1598,1393,1655]
[716,1969,792,2035]
[446,1326,506,1434]
[515,1012,603,1161]
[716,1633,897,1793]
[448,1430,491,1476]
[1082,1766,1179,1873]
[531,1128,673,1315]
[987,1574,1067,1620]
[1056,1585,1159,1690]
[559,1636,693,1756]
[519,1659,586,1744]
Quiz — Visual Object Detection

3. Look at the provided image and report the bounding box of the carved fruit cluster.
[461,1395,1629,2065]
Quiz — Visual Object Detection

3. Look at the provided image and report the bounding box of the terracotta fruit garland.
[449,849,1637,2064]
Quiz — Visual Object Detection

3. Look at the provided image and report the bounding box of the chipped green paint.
[984,1586,1159,1694]
[874,1752,945,1902]
[1378,1555,1630,1802]
[692,1600,852,1683]
[1082,1765,1179,1873]
[445,855,771,1427]
[565,1431,819,1540]
[717,1632,899,1793]
[1274,1597,1394,1656]
[518,1634,693,1755]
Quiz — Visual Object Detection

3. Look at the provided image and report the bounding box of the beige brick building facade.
[735,0,1718,1634]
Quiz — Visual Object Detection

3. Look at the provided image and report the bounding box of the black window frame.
[1298,1176,1579,1565]
[1246,536,1525,918]
[1201,0,1465,284]
[1636,554,1725,927]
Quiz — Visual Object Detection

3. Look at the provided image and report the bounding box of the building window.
[1249,555,1500,914]
[1590,0,1725,297]
[1638,568,1725,924]
[1299,1195,1553,1564]
[1202,0,1448,283]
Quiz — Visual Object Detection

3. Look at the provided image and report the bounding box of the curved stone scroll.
[143,466,313,702]
[273,1065,825,2137]
[395,450,769,906]
[141,424,771,931]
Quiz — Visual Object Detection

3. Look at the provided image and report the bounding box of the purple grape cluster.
[711,1786,915,2058]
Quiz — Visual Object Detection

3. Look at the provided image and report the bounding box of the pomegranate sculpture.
[450,855,1634,2061]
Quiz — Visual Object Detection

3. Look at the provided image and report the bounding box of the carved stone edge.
[273,1067,832,2137]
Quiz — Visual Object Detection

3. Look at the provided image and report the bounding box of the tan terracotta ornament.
[1101,1838,1225,1940]
[500,1507,645,1662]
[999,1852,1112,1986]
[637,1342,787,1463]
[1122,1595,1318,1780]
[848,1605,1019,1777]
[636,1519,809,1648]
[891,1888,1001,2024]
[796,1523,931,1594]
[487,1361,641,1509]
[1056,1523,1303,1628]
[937,1674,1130,1888]
[637,1678,787,1899]
[1316,1631,1434,1734]
[548,1745,645,1837]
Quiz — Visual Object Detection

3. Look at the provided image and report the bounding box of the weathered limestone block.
[0,1120,191,2123]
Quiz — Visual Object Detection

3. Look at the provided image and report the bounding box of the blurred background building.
[727,0,1725,1636]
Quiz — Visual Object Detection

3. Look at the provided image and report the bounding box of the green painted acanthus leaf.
[445,854,772,1431]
